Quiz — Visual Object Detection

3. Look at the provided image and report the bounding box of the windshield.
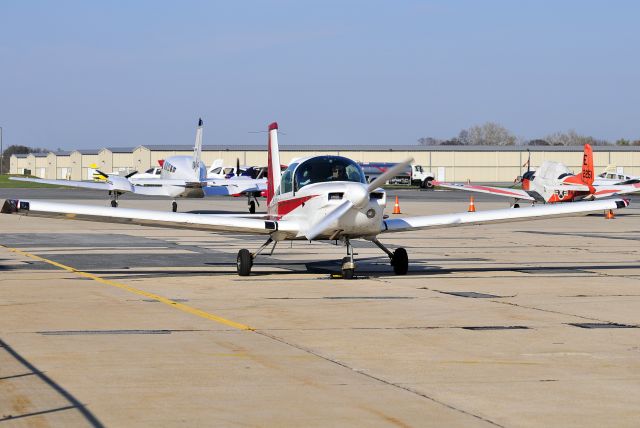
[294,156,366,191]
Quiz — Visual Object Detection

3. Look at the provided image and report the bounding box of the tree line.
[0,145,48,174]
[418,122,640,146]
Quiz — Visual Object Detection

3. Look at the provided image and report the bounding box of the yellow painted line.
[2,245,254,331]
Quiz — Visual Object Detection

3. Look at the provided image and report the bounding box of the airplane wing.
[381,198,629,233]
[592,183,640,198]
[203,178,267,196]
[434,181,535,201]
[9,176,115,191]
[1,199,299,236]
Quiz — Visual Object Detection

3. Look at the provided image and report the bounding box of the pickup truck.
[358,162,435,188]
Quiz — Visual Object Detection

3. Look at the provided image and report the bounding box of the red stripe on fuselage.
[277,195,318,216]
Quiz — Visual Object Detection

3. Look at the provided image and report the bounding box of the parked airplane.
[10,119,266,212]
[1,123,630,278]
[435,144,640,206]
[594,165,640,186]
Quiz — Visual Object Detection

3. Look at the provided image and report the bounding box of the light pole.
[0,126,3,175]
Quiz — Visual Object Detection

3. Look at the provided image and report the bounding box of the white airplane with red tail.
[1,123,631,278]
[435,144,640,206]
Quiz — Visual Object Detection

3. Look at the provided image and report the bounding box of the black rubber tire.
[342,268,355,279]
[513,203,520,208]
[111,200,118,208]
[249,200,256,214]
[391,248,409,275]
[237,249,252,276]
[172,201,178,212]
[424,179,434,189]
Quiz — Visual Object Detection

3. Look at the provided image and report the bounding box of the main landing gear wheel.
[341,256,355,279]
[237,249,253,276]
[172,201,178,212]
[391,248,408,275]
[110,200,118,208]
[249,200,256,214]
[513,203,520,208]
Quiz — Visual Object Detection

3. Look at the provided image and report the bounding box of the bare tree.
[458,122,516,145]
[417,137,442,145]
[545,130,609,146]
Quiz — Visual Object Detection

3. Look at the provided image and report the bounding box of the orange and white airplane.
[436,144,640,206]
[1,124,630,278]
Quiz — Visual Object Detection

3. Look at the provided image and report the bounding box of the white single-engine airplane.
[10,119,267,213]
[435,144,640,206]
[594,165,640,186]
[1,123,630,278]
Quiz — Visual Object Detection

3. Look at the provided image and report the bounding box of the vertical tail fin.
[266,122,281,206]
[193,118,203,176]
[581,143,594,186]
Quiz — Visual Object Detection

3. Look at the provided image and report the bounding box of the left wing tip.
[1,199,28,214]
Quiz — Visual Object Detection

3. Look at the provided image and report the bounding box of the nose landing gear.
[248,194,259,214]
[109,191,119,208]
[341,238,356,279]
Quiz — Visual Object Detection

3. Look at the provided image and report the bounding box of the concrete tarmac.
[1,190,639,427]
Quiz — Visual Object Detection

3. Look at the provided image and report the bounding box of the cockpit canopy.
[278,156,366,194]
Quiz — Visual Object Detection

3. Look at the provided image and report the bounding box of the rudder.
[581,144,594,186]
[266,122,281,208]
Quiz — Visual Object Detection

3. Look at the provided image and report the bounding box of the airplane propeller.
[302,158,413,240]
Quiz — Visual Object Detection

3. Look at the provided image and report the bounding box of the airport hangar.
[10,144,640,183]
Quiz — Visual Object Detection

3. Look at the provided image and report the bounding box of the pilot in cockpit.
[331,164,347,181]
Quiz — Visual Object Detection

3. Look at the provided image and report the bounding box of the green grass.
[0,175,61,188]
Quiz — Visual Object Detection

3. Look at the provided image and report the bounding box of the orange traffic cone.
[392,196,401,214]
[605,209,615,219]
[468,196,476,212]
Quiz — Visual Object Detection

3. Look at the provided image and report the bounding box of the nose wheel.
[339,238,357,279]
[109,191,119,208]
[247,194,259,213]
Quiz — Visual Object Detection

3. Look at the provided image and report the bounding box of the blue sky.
[1,0,639,150]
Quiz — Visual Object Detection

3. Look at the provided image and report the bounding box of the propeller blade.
[95,169,109,178]
[125,170,138,179]
[302,199,353,241]
[367,158,413,192]
[236,158,240,175]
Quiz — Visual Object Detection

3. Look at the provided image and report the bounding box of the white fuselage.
[269,180,386,240]
[129,155,207,198]
[268,156,386,239]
